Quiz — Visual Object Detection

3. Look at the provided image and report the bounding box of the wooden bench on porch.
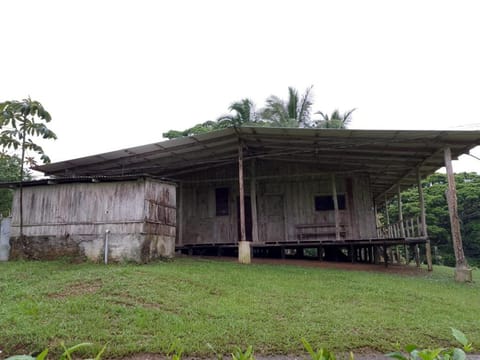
[295,223,346,241]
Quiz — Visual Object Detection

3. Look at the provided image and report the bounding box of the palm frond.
[297,85,314,127]
[287,87,299,120]
[315,111,329,121]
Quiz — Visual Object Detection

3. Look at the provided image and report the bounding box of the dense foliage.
[383,172,480,266]
[0,155,31,217]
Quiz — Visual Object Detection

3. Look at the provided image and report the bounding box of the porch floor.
[176,237,428,266]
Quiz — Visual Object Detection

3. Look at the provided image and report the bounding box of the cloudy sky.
[2,0,480,172]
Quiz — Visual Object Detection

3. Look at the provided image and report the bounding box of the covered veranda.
[36,127,480,273]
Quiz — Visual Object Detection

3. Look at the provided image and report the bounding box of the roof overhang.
[35,127,480,202]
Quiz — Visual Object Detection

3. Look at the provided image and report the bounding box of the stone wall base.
[9,233,175,263]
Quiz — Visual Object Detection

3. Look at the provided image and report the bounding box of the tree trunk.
[444,147,472,282]
[19,126,27,257]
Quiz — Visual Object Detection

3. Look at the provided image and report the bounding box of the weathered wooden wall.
[178,159,377,245]
[10,178,176,262]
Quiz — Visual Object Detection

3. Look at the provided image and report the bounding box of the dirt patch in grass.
[48,279,103,298]
[109,292,161,310]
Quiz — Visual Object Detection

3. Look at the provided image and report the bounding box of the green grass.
[0,258,478,357]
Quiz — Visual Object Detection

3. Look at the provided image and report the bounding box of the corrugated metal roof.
[0,175,177,188]
[35,127,480,201]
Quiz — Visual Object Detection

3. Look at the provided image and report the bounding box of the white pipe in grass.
[104,230,111,265]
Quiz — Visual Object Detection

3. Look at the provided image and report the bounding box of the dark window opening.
[215,188,229,216]
[315,194,346,211]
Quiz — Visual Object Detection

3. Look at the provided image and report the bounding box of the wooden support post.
[374,246,381,264]
[383,244,388,267]
[417,168,432,271]
[178,182,183,246]
[396,246,401,264]
[444,147,471,281]
[238,142,250,264]
[389,247,395,263]
[250,159,259,243]
[385,195,390,224]
[283,196,289,242]
[397,186,406,238]
[331,174,341,240]
[385,195,391,238]
[414,244,420,267]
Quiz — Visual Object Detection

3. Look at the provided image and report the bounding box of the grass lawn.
[0,258,478,358]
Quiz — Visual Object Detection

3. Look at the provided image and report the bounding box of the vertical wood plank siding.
[10,178,176,262]
[179,160,377,245]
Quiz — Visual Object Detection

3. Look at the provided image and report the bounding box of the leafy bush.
[386,328,473,360]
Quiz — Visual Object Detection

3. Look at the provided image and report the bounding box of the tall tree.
[260,86,314,128]
[0,98,56,252]
[315,108,356,129]
[217,98,259,127]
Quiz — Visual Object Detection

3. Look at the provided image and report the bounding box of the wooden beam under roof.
[35,127,480,200]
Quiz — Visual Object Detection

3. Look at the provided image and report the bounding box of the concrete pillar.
[238,241,251,264]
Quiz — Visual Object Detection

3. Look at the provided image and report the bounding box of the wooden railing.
[376,216,425,239]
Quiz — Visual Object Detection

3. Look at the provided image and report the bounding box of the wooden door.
[259,194,285,242]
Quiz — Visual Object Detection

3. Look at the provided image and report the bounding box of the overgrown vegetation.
[0,154,31,216]
[382,172,480,266]
[0,259,478,358]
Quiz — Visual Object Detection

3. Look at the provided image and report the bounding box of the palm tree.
[315,108,356,129]
[217,98,258,127]
[260,86,314,128]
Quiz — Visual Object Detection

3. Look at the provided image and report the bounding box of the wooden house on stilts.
[6,127,480,271]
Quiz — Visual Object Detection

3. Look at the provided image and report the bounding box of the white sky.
[2,0,480,173]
